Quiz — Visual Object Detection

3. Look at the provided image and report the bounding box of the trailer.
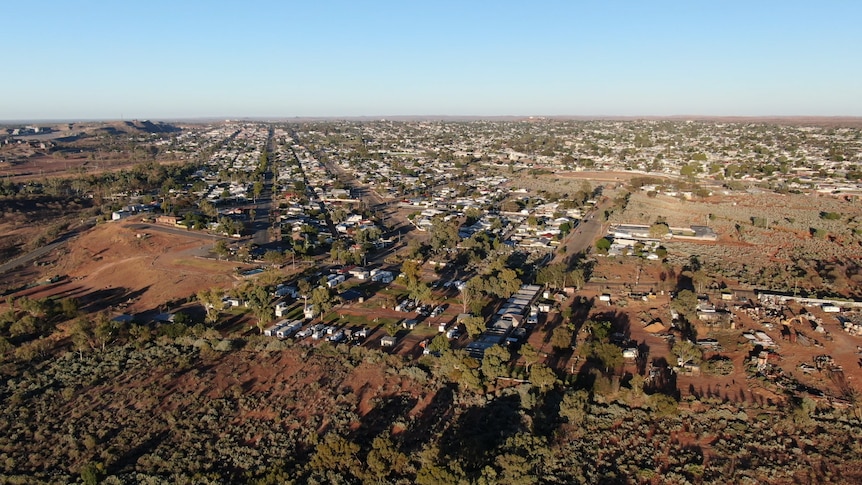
[264,320,289,337]
[274,301,290,318]
[276,320,303,339]
[327,330,345,343]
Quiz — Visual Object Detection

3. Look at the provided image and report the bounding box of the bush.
[704,356,734,376]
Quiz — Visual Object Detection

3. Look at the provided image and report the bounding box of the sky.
[2,1,861,120]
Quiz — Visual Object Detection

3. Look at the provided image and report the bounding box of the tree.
[9,315,37,337]
[245,285,273,332]
[429,216,460,254]
[594,237,611,254]
[692,270,711,294]
[461,315,486,339]
[309,432,360,475]
[481,344,510,381]
[14,338,52,362]
[213,239,230,260]
[197,288,225,326]
[671,339,702,367]
[71,317,96,359]
[401,259,422,289]
[568,268,585,290]
[648,393,678,416]
[495,267,522,298]
[252,181,264,202]
[460,278,482,313]
[649,222,670,238]
[355,226,382,245]
[680,163,700,178]
[330,240,347,264]
[559,389,590,424]
[19,296,50,318]
[0,336,12,356]
[536,263,567,289]
[519,343,539,373]
[416,446,460,485]
[199,200,218,218]
[410,282,433,306]
[93,312,121,351]
[310,286,334,319]
[435,349,482,391]
[60,298,80,319]
[671,289,698,320]
[586,319,612,342]
[550,325,573,350]
[529,363,557,392]
[298,279,312,310]
[589,341,623,374]
[366,435,408,481]
[427,333,451,354]
[80,461,106,485]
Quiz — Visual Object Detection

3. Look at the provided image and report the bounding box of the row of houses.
[465,284,543,359]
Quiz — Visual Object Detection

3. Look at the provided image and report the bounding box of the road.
[249,128,275,246]
[554,197,613,266]
[126,223,231,241]
[318,157,413,239]
[0,219,95,276]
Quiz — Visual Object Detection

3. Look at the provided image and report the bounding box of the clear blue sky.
[2,1,860,120]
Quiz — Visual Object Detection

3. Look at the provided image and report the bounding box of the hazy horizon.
[6,114,862,126]
[3,1,861,120]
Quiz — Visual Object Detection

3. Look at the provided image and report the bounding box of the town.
[1,118,861,483]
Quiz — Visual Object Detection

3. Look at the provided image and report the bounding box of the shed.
[380,336,397,347]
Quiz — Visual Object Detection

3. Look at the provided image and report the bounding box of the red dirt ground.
[4,220,239,315]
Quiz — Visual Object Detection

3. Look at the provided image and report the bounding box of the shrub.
[704,356,734,376]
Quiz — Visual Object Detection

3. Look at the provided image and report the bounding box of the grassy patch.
[173,257,238,271]
[320,312,402,328]
[282,303,305,320]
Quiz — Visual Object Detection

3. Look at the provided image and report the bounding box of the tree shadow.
[402,384,457,453]
[646,357,678,398]
[574,358,599,391]
[592,310,632,342]
[570,296,594,334]
[438,394,524,476]
[353,393,417,445]
[111,430,170,476]
[77,285,151,313]
[533,389,564,437]
[636,340,651,375]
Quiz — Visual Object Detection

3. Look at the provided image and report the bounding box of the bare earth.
[8,219,239,315]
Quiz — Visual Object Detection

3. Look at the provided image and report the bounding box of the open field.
[614,190,862,298]
[2,219,241,316]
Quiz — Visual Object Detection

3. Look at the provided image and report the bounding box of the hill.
[95,120,182,135]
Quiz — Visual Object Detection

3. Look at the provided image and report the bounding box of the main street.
[317,157,412,237]
[554,197,613,266]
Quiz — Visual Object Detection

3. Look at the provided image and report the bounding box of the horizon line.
[3,114,862,124]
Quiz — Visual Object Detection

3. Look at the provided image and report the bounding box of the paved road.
[319,157,413,238]
[249,127,275,246]
[127,223,230,241]
[554,197,613,266]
